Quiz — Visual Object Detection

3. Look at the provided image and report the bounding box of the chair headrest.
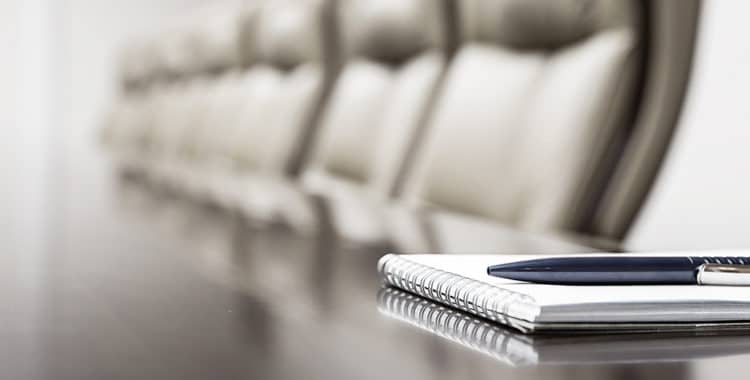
[460,0,640,50]
[183,4,244,72]
[119,39,154,87]
[248,0,326,70]
[340,0,444,64]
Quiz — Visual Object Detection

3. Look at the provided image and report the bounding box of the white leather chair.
[102,37,162,170]
[103,2,248,182]
[153,75,240,193]
[590,0,701,241]
[400,0,645,239]
[137,3,251,190]
[295,0,453,242]
[118,39,155,93]
[182,0,338,219]
[178,1,246,77]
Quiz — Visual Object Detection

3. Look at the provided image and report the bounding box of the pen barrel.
[489,256,750,285]
[490,257,703,285]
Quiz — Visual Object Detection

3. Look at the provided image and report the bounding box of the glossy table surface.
[3,171,750,380]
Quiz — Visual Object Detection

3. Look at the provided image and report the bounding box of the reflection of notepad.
[377,287,750,365]
[377,253,750,333]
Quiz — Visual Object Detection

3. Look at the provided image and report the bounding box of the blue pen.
[487,256,750,285]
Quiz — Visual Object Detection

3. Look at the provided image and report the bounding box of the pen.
[486,256,750,285]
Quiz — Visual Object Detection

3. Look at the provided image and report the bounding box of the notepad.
[377,253,750,333]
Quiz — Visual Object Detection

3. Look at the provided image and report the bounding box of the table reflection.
[378,287,750,367]
[99,174,726,380]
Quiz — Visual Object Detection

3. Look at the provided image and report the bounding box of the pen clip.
[697,263,750,286]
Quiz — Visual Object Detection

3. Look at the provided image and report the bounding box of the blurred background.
[3,1,750,378]
[2,0,749,255]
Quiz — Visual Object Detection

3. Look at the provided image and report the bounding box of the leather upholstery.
[304,0,448,198]
[403,0,643,234]
[184,4,244,75]
[225,0,331,177]
[118,40,154,91]
[255,2,324,70]
[104,0,697,246]
[167,0,337,205]
[591,0,701,240]
[297,0,450,242]
[460,0,636,49]
[340,0,443,63]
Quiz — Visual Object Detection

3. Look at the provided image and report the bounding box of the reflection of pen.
[487,256,750,285]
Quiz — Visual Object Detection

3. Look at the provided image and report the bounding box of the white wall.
[0,0,214,276]
[0,0,24,257]
[628,0,750,251]
[0,0,55,279]
[54,0,209,251]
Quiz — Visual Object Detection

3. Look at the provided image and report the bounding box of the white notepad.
[377,253,750,333]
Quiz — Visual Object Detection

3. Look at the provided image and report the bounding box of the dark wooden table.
[2,170,746,380]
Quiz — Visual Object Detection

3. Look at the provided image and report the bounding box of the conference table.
[3,170,748,380]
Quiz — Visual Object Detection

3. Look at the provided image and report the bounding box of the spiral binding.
[377,254,539,327]
[376,287,536,366]
[689,256,749,265]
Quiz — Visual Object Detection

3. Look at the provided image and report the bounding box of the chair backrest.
[109,2,247,162]
[118,40,153,93]
[402,0,646,238]
[302,0,454,199]
[118,2,245,91]
[590,0,701,241]
[211,0,337,176]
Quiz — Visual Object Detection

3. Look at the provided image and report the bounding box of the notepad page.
[401,252,750,323]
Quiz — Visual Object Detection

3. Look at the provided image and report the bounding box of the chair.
[102,37,162,171]
[590,0,701,242]
[104,2,247,180]
[143,2,267,192]
[192,0,340,218]
[401,0,648,242]
[296,0,455,242]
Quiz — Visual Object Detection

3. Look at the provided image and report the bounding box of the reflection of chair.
[402,0,647,241]
[298,0,454,242]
